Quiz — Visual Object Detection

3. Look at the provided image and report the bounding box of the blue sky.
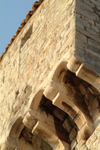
[0,0,36,55]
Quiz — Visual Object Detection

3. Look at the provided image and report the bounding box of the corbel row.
[43,59,94,140]
[1,56,100,150]
[1,89,70,150]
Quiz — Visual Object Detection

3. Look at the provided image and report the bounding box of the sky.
[0,0,36,56]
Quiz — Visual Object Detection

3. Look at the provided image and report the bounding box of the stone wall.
[0,0,75,145]
[73,123,100,150]
[0,0,100,150]
[75,0,100,74]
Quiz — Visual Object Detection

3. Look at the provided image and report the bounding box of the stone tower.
[0,0,100,149]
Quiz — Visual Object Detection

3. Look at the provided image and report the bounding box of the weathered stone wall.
[0,0,100,150]
[0,0,75,145]
[86,124,100,150]
[73,123,100,150]
[75,0,100,74]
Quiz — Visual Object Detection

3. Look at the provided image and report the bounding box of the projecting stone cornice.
[0,0,100,149]
[1,57,100,150]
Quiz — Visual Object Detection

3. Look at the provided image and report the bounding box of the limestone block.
[71,139,77,150]
[76,0,94,12]
[51,80,69,97]
[67,55,82,73]
[53,140,70,150]
[76,17,91,29]
[75,139,86,150]
[73,111,86,129]
[6,116,24,149]
[53,107,66,121]
[79,84,86,95]
[76,25,100,43]
[69,127,77,142]
[80,145,88,150]
[76,64,100,91]
[90,100,100,122]
[7,137,19,149]
[43,85,58,100]
[77,123,94,141]
[23,111,37,130]
[32,135,53,150]
[8,116,24,139]
[30,89,44,110]
[90,0,100,6]
[51,61,68,82]
[45,113,55,127]
[63,117,73,133]
[19,137,34,150]
[88,38,100,49]
[29,109,55,128]
[52,92,79,118]
[94,116,100,128]
[76,2,97,20]
[32,120,59,147]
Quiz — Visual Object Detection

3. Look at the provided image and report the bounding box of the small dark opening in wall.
[21,25,33,48]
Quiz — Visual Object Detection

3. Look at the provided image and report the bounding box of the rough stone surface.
[0,0,75,146]
[75,0,100,74]
[0,0,100,150]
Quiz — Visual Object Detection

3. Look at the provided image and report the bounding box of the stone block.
[76,64,100,92]
[52,92,79,117]
[23,111,37,130]
[67,55,82,73]
[43,85,58,101]
[29,109,55,128]
[53,140,70,150]
[77,123,93,141]
[32,120,58,147]
[69,127,77,142]
[30,89,44,110]
[71,138,77,150]
[63,117,73,133]
[73,111,86,129]
[53,107,67,121]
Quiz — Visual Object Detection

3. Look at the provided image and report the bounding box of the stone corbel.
[67,55,100,92]
[2,56,99,149]
[23,88,70,149]
[76,64,100,92]
[32,120,70,150]
[23,89,44,130]
[43,59,95,140]
[23,88,55,131]
[1,116,24,150]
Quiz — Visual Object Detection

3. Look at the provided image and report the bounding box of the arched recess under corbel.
[43,58,100,143]
[1,57,100,150]
[23,89,70,150]
[1,116,24,150]
[22,57,100,149]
